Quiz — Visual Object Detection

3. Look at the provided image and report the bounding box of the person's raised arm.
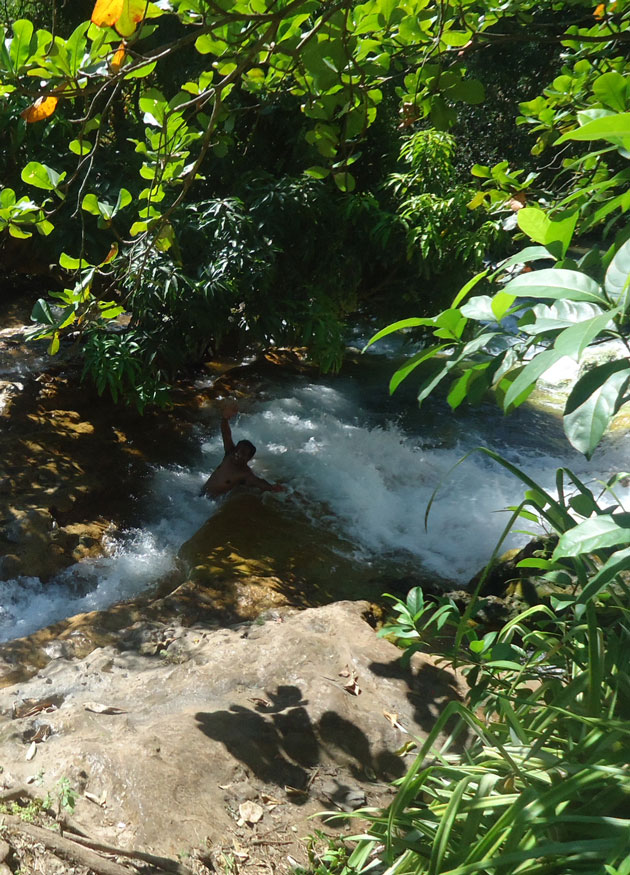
[220,400,238,454]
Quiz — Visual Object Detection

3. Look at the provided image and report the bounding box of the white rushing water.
[2,346,630,642]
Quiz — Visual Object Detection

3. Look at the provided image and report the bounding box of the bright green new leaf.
[517,207,577,257]
[125,61,157,78]
[21,161,64,191]
[48,332,60,355]
[69,139,93,156]
[592,72,630,113]
[517,207,551,246]
[451,269,488,308]
[555,112,630,144]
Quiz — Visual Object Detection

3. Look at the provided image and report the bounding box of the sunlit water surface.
[2,339,630,642]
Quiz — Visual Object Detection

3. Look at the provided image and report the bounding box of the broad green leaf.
[451,269,488,308]
[555,112,630,144]
[139,88,167,126]
[304,166,329,179]
[390,344,450,394]
[9,19,34,71]
[491,292,516,321]
[592,72,629,113]
[59,252,90,270]
[8,223,31,238]
[362,317,436,351]
[563,366,630,457]
[433,308,467,340]
[605,238,630,303]
[503,347,565,410]
[503,268,606,304]
[553,514,630,559]
[406,586,424,617]
[31,298,55,325]
[517,208,577,257]
[521,300,605,336]
[125,61,157,78]
[115,188,132,212]
[69,139,92,156]
[578,546,630,603]
[553,310,616,360]
[497,246,556,271]
[81,193,101,216]
[517,207,551,246]
[21,161,63,191]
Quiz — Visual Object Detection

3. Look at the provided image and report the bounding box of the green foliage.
[329,453,630,875]
[0,0,598,406]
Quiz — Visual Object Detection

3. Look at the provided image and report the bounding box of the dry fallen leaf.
[284,785,308,797]
[249,697,271,709]
[25,742,37,761]
[238,800,264,825]
[84,790,107,807]
[84,702,127,714]
[261,793,282,808]
[13,700,58,719]
[383,710,406,731]
[343,671,361,696]
[31,724,52,743]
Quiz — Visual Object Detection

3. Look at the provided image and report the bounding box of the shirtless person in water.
[201,401,285,498]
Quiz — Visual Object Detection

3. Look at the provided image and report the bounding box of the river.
[2,332,630,642]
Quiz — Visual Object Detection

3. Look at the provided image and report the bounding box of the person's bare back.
[201,402,284,498]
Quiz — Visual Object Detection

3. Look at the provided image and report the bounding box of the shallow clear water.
[2,342,630,642]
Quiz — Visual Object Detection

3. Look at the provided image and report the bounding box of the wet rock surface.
[0,601,466,871]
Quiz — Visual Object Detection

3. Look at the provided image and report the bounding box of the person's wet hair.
[235,439,256,459]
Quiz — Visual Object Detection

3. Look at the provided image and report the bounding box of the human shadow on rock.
[368,658,468,750]
[195,684,405,803]
[195,686,318,801]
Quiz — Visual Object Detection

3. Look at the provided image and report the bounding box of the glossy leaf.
[363,318,437,351]
[389,344,451,394]
[503,268,606,304]
[21,161,63,191]
[555,112,630,144]
[604,238,630,303]
[497,246,556,271]
[553,514,630,559]
[553,310,616,360]
[503,347,565,410]
[521,300,605,336]
[563,365,630,457]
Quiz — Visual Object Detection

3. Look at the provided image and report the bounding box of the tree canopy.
[1,0,630,414]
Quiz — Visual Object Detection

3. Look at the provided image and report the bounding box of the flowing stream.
[2,335,630,643]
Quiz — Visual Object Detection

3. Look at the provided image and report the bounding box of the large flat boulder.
[0,600,465,868]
